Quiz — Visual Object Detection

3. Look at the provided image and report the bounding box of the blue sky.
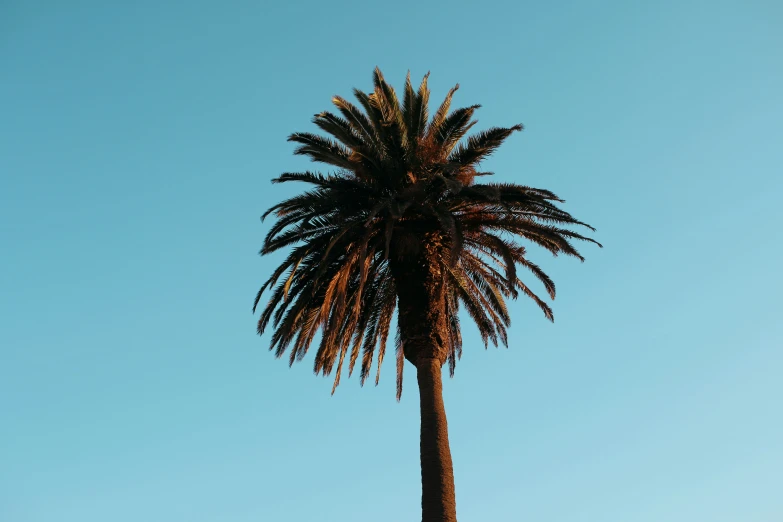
[1,1,781,521]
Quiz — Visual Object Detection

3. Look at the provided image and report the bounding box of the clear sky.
[1,1,781,521]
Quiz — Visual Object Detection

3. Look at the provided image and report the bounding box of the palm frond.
[255,68,599,396]
[449,125,523,166]
[288,132,354,170]
[428,83,459,138]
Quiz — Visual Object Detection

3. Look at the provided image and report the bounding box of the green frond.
[331,95,383,156]
[428,83,459,138]
[312,112,364,149]
[353,88,389,151]
[433,105,481,153]
[445,265,498,348]
[371,67,409,162]
[402,72,415,139]
[288,132,354,170]
[516,278,554,321]
[517,258,556,299]
[414,72,430,139]
[402,71,430,144]
[470,232,518,286]
[449,125,523,166]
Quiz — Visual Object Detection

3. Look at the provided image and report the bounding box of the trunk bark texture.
[390,230,458,521]
[416,357,457,522]
[391,231,449,365]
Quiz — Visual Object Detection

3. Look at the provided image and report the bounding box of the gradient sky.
[2,1,782,521]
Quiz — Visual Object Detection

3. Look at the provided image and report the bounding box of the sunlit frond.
[256,69,599,398]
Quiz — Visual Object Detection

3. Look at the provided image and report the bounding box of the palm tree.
[254,68,600,522]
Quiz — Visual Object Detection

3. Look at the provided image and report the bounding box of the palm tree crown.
[255,68,600,399]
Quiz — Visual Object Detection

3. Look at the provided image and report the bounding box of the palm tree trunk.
[389,230,457,520]
[417,356,457,522]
